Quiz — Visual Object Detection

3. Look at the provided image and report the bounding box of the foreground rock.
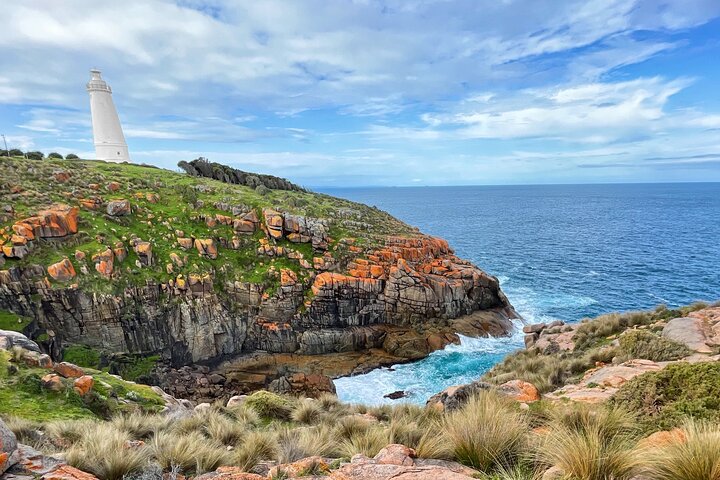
[426,379,540,411]
[663,306,720,354]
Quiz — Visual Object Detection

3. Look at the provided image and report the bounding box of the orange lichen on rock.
[13,205,79,240]
[47,258,76,282]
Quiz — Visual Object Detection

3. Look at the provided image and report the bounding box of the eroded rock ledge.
[0,231,515,402]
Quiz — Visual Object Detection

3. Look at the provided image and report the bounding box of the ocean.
[319,183,720,405]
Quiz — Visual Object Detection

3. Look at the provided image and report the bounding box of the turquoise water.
[320,183,720,405]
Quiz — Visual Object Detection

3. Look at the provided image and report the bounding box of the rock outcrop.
[0,158,517,402]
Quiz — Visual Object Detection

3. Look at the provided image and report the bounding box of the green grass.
[0,351,96,421]
[63,344,102,369]
[1,156,413,297]
[0,349,165,421]
[0,308,32,332]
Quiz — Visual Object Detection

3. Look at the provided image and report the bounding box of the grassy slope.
[0,350,164,421]
[0,156,414,295]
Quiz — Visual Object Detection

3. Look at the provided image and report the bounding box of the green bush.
[244,391,294,420]
[63,345,101,369]
[610,362,720,430]
[48,152,63,159]
[618,329,691,362]
[66,153,79,159]
[25,151,44,160]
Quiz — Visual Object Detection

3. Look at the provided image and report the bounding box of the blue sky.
[2,0,720,187]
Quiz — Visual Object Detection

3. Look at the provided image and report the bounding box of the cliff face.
[0,157,515,400]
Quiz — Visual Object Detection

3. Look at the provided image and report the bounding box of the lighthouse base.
[95,142,130,163]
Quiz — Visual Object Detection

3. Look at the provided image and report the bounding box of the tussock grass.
[4,416,44,446]
[444,392,528,473]
[536,407,641,480]
[339,424,390,458]
[151,430,230,474]
[64,423,150,480]
[232,429,278,471]
[203,411,248,445]
[643,420,720,480]
[226,403,261,426]
[291,398,323,424]
[111,411,172,438]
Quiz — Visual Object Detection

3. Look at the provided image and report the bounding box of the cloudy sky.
[2,0,720,187]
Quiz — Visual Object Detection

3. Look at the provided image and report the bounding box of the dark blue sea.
[319,183,720,404]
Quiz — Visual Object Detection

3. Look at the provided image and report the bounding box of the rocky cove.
[0,158,517,402]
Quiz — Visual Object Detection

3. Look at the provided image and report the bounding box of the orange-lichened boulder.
[280,268,298,287]
[73,375,94,396]
[53,171,71,183]
[54,362,84,379]
[13,205,79,239]
[40,373,64,392]
[43,464,100,480]
[234,210,259,234]
[194,238,218,259]
[106,199,130,216]
[177,237,193,250]
[194,467,264,480]
[107,181,121,192]
[91,248,114,278]
[262,208,284,239]
[47,258,76,282]
[497,380,541,402]
[133,241,153,266]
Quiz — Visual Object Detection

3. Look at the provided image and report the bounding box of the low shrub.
[610,362,720,430]
[617,329,691,362]
[245,391,294,420]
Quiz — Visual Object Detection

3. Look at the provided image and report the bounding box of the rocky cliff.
[0,156,516,401]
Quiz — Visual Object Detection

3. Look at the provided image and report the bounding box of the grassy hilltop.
[0,156,413,296]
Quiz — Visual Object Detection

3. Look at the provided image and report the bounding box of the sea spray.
[335,321,525,405]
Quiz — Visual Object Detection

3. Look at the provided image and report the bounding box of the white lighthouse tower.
[86,69,130,162]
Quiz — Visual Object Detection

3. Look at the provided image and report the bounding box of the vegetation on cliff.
[0,155,412,295]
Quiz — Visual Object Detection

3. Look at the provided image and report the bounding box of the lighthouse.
[86,69,130,162]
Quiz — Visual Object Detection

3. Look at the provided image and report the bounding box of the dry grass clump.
[203,411,248,445]
[444,391,528,473]
[44,418,98,448]
[339,424,390,458]
[226,403,261,426]
[151,430,230,474]
[64,423,150,480]
[232,429,279,472]
[536,407,641,480]
[291,398,324,424]
[643,420,720,480]
[111,411,172,438]
[4,416,46,448]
